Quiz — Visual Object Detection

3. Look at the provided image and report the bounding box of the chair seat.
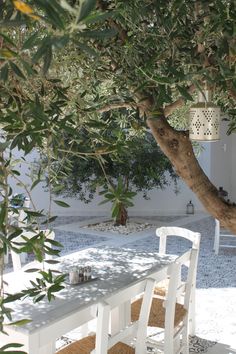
[131,297,187,328]
[109,342,135,354]
[57,334,135,354]
[57,335,95,354]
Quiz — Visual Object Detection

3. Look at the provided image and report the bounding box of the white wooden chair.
[132,250,199,354]
[213,219,236,255]
[57,277,157,354]
[156,226,200,335]
[131,227,201,354]
[11,229,55,272]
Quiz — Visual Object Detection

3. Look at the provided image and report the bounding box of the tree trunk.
[115,204,128,226]
[146,114,236,233]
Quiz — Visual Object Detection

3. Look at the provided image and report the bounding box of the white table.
[1,246,176,354]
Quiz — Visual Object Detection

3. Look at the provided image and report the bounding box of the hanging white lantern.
[189,90,221,141]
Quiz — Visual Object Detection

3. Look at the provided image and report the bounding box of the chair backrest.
[11,229,55,272]
[156,226,201,254]
[163,249,198,353]
[174,248,198,308]
[94,277,156,354]
[156,226,201,337]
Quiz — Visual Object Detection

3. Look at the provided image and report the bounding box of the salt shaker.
[69,268,79,285]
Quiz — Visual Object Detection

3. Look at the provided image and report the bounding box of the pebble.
[83,221,154,235]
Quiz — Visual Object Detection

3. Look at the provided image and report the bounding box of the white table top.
[4,246,176,335]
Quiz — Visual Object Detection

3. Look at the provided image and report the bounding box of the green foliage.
[10,230,62,262]
[18,270,66,303]
[1,0,235,160]
[0,343,27,354]
[51,122,178,202]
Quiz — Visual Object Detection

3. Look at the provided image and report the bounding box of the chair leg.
[188,289,195,335]
[164,339,174,354]
[181,317,189,354]
[163,322,175,353]
[175,333,180,354]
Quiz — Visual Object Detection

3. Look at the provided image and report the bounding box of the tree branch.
[164,84,196,117]
[97,0,128,44]
[98,84,197,119]
[98,102,137,113]
[109,19,128,44]
[228,87,236,101]
[58,148,116,156]
[97,155,115,189]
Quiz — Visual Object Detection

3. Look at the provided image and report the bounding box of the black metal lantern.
[189,90,221,141]
[186,200,194,215]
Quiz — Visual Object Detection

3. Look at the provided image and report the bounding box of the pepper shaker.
[87,266,92,280]
[78,267,84,282]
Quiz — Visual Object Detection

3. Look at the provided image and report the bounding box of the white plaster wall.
[230,130,236,201]
[209,121,232,197]
[17,179,203,217]
[10,146,209,217]
[128,179,202,216]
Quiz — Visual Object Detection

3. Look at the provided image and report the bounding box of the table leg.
[37,342,55,354]
[27,334,55,354]
[110,301,131,335]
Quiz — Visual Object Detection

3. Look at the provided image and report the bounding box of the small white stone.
[83,221,154,235]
